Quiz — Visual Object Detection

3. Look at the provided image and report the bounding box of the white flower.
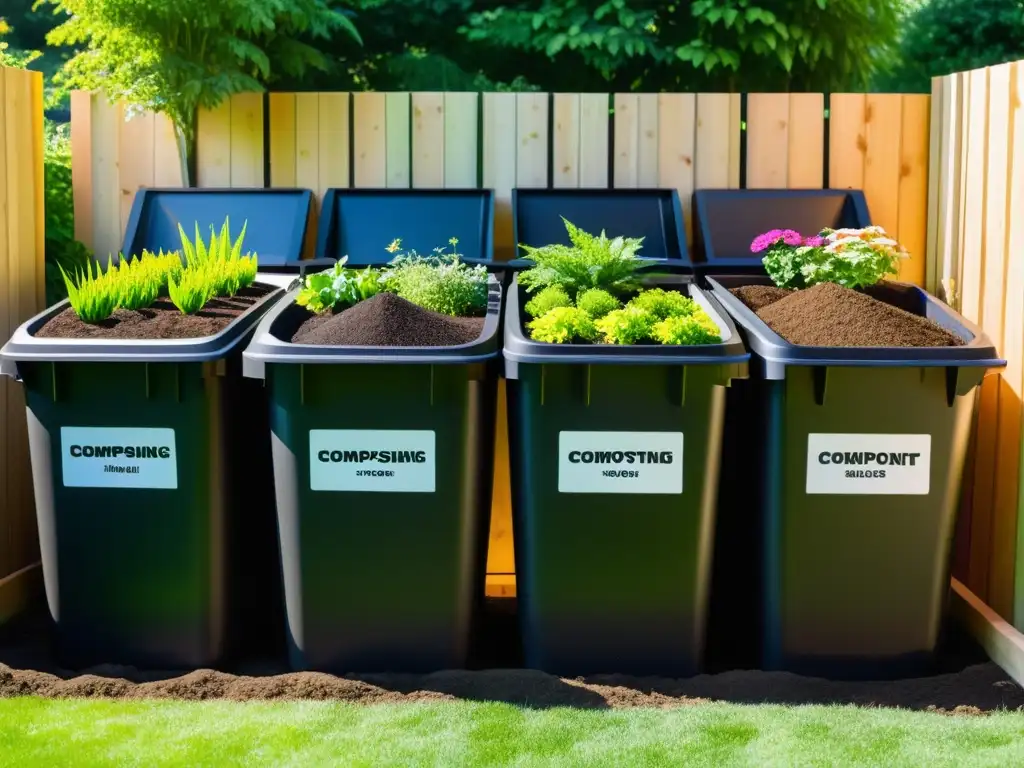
[870,237,898,247]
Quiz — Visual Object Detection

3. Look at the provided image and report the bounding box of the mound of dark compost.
[733,282,964,348]
[292,292,484,347]
[729,285,793,312]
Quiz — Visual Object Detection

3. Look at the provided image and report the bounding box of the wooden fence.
[69,89,933,596]
[928,62,1024,628]
[0,66,46,611]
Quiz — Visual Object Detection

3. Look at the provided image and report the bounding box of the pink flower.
[802,236,826,247]
[781,229,803,246]
[750,229,785,253]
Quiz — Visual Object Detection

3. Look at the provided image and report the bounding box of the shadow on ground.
[1,599,1021,713]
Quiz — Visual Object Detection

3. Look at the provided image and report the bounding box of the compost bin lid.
[315,188,495,268]
[512,188,691,270]
[692,189,871,276]
[121,188,312,268]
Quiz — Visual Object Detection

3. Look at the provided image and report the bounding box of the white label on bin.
[60,427,178,489]
[806,433,931,495]
[557,431,683,494]
[309,430,436,493]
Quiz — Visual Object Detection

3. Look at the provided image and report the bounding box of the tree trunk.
[173,113,199,189]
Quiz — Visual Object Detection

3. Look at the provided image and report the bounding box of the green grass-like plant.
[575,288,620,319]
[168,219,258,314]
[517,218,655,298]
[524,286,572,318]
[527,306,598,344]
[58,258,121,324]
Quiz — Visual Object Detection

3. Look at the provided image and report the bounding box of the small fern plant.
[517,218,656,298]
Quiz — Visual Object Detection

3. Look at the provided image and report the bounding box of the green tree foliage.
[42,0,362,185]
[877,0,1024,93]
[461,0,904,91]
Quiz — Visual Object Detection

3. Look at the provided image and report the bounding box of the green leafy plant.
[524,285,572,318]
[167,268,214,315]
[517,218,655,298]
[527,306,599,344]
[168,219,258,314]
[627,288,697,320]
[595,306,658,345]
[653,314,722,346]
[381,238,488,317]
[43,0,362,186]
[575,288,620,319]
[754,226,906,290]
[296,257,384,315]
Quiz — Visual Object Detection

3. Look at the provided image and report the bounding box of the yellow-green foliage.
[527,306,598,344]
[595,306,657,345]
[169,219,258,314]
[575,288,620,319]
[524,286,572,318]
[627,288,697,320]
[59,217,258,322]
[652,314,722,345]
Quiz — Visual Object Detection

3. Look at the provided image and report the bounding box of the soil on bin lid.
[733,282,964,348]
[34,285,274,341]
[291,292,484,347]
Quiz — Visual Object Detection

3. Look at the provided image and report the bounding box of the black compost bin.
[694,188,1006,678]
[505,188,749,677]
[242,188,501,673]
[0,188,315,668]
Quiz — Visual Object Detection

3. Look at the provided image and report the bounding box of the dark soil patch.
[742,282,964,348]
[0,606,1020,712]
[35,285,274,340]
[729,285,793,312]
[292,293,484,347]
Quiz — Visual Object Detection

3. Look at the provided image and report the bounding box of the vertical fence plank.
[294,93,320,198]
[937,75,965,307]
[746,93,790,188]
[635,94,659,187]
[483,93,517,260]
[353,93,387,187]
[385,93,410,189]
[1007,64,1024,629]
[268,93,297,188]
[229,92,263,187]
[552,93,580,188]
[695,93,734,189]
[984,63,1015,619]
[483,91,518,595]
[0,71,11,573]
[318,92,350,196]
[897,94,931,286]
[788,93,825,189]
[580,93,610,188]
[516,93,548,188]
[863,94,903,240]
[658,94,696,241]
[962,67,992,598]
[828,94,866,189]
[614,93,639,187]
[197,101,231,189]
[153,114,182,187]
[444,92,478,188]
[70,91,94,249]
[412,92,445,188]
[118,113,155,240]
[91,96,123,260]
[926,78,944,295]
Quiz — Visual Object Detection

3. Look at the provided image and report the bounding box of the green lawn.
[2,697,1024,767]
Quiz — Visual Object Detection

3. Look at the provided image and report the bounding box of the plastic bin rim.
[241,276,503,377]
[705,276,1007,374]
[0,280,285,375]
[502,274,750,369]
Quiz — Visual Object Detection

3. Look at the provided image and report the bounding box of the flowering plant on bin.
[752,226,908,290]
